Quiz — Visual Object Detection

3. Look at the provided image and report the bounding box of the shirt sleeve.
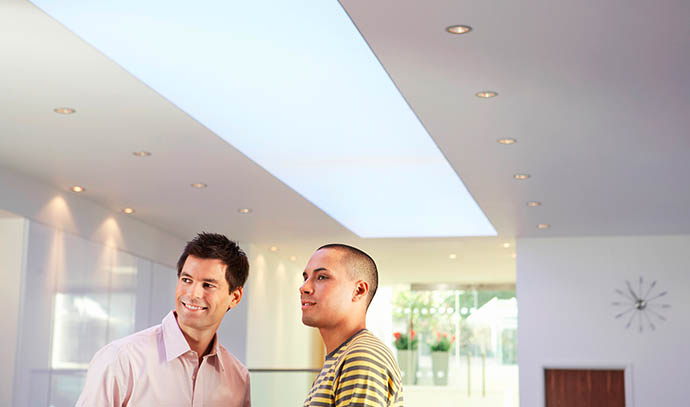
[333,351,394,407]
[75,343,133,407]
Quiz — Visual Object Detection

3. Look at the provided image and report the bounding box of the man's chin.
[301,316,318,327]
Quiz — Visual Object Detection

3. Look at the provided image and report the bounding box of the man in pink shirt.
[76,233,251,406]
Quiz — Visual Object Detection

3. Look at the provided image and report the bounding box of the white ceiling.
[1,0,688,283]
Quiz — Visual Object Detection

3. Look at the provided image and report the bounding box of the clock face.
[612,277,670,332]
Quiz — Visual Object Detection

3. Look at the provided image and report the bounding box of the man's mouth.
[182,301,208,311]
[301,300,316,310]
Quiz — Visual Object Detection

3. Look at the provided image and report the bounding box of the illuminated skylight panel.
[32,0,497,237]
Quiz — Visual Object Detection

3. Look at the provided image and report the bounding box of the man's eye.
[204,283,215,289]
[317,275,327,280]
[181,277,191,283]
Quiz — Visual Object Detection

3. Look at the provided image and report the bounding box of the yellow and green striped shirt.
[304,329,404,407]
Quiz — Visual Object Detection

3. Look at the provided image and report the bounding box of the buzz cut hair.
[317,243,378,308]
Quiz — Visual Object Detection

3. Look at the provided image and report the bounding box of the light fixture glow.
[446,25,472,35]
[527,201,542,207]
[190,183,207,189]
[270,246,278,252]
[511,253,517,259]
[503,243,510,248]
[32,0,497,238]
[514,174,530,180]
[537,223,550,229]
[122,208,135,214]
[497,138,516,145]
[132,151,151,157]
[54,107,76,114]
[449,254,457,259]
[237,208,252,214]
[289,256,297,262]
[71,186,85,192]
[476,91,498,99]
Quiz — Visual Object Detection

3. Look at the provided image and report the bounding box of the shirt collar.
[161,311,225,371]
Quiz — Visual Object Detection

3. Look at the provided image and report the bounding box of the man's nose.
[300,280,312,295]
[190,282,204,298]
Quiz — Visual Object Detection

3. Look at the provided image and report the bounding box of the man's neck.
[177,322,218,362]
[320,318,366,355]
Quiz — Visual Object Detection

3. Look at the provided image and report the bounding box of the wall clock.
[612,277,670,332]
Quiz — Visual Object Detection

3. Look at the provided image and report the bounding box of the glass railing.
[249,369,320,406]
[24,368,319,407]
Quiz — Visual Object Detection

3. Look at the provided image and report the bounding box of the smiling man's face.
[175,255,241,336]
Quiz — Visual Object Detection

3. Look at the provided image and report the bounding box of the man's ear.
[227,286,243,311]
[353,280,369,303]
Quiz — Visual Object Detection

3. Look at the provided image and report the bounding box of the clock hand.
[615,289,633,301]
[625,280,640,302]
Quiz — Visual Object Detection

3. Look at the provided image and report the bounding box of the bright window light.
[32,0,497,237]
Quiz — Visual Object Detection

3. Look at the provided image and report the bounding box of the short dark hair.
[317,243,378,307]
[177,232,249,292]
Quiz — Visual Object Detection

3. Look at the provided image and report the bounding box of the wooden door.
[545,368,625,407]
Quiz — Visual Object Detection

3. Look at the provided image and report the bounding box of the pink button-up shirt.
[76,311,251,407]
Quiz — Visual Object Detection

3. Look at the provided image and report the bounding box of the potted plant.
[393,330,418,385]
[429,332,455,385]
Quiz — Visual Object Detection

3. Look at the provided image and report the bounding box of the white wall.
[244,244,322,406]
[517,235,690,407]
[0,166,183,266]
[245,243,321,368]
[0,216,28,406]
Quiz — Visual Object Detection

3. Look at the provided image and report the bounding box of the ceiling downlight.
[446,25,472,35]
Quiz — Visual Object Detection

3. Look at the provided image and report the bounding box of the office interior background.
[1,0,689,406]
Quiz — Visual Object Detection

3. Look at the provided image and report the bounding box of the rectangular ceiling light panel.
[33,0,497,237]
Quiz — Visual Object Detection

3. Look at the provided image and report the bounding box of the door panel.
[545,368,625,407]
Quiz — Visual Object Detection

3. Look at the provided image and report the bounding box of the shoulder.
[89,324,161,369]
[346,331,398,369]
[217,344,250,380]
[332,331,404,405]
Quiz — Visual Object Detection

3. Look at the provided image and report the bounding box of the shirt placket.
[192,354,213,407]
[187,352,200,406]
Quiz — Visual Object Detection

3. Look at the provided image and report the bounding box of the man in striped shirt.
[301,244,404,407]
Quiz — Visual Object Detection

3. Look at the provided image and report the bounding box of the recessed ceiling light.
[513,173,530,180]
[289,256,297,262]
[446,25,472,35]
[527,201,542,207]
[503,243,511,248]
[537,223,550,229]
[132,151,151,157]
[122,208,135,214]
[497,138,516,145]
[238,208,252,214]
[449,253,457,259]
[270,246,278,252]
[71,185,85,192]
[476,91,498,99]
[190,183,207,189]
[54,107,76,115]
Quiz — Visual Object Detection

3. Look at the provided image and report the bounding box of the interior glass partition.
[12,221,176,407]
[370,284,519,407]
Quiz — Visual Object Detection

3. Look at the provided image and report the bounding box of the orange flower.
[410,330,416,339]
[393,332,401,340]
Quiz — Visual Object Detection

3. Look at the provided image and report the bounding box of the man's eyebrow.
[180,272,220,284]
[303,267,328,277]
